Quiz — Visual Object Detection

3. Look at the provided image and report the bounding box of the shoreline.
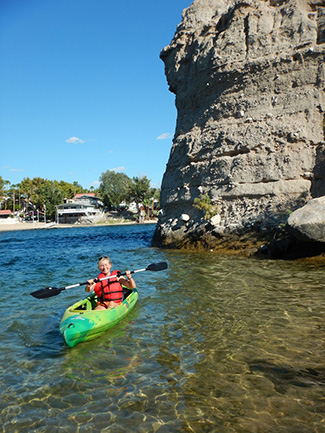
[1,220,323,263]
[0,220,157,233]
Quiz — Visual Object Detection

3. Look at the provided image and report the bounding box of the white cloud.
[65,136,85,144]
[157,132,172,140]
[1,165,24,172]
[110,166,126,172]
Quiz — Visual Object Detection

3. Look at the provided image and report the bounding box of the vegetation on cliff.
[193,193,219,220]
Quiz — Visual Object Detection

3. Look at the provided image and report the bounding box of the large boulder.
[287,196,325,242]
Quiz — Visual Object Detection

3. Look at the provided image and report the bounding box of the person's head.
[98,256,111,274]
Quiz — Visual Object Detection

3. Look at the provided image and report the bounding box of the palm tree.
[3,180,11,210]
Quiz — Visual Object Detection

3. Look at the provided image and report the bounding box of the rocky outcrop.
[152,0,325,253]
[287,196,325,242]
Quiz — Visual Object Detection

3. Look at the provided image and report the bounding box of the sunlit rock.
[152,0,325,253]
[287,196,325,242]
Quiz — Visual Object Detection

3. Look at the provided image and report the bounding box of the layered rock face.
[152,0,325,251]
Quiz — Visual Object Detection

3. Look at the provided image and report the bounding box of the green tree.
[55,180,84,199]
[99,170,131,209]
[2,180,11,209]
[128,175,151,220]
[56,180,75,199]
[142,187,160,219]
[19,177,66,220]
[19,177,35,206]
[34,181,64,221]
[0,177,9,209]
[10,184,20,212]
[0,176,5,199]
[72,181,84,197]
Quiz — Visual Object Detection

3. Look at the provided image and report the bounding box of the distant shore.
[0,220,157,232]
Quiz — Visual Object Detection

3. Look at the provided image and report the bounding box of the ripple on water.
[0,227,324,432]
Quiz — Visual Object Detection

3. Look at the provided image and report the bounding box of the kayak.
[59,288,138,348]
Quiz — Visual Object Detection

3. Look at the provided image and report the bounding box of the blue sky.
[0,0,192,189]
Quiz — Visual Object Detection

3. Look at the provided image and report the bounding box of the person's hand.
[125,270,132,281]
[86,279,96,292]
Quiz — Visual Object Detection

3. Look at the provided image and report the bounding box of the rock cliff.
[152,0,325,252]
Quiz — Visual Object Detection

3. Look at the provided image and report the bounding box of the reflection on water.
[0,225,324,432]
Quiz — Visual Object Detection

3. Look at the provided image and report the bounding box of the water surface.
[0,224,324,432]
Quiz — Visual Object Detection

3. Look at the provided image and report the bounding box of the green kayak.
[59,289,138,348]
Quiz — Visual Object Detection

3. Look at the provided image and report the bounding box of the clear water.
[0,224,324,432]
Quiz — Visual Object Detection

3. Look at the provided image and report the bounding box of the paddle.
[30,262,168,299]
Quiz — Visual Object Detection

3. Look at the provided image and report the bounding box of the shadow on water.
[7,309,66,360]
[248,360,325,394]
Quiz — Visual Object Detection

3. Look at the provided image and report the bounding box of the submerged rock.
[153,0,325,256]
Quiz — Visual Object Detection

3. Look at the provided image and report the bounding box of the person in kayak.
[86,256,136,310]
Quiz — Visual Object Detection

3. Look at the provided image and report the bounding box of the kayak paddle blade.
[146,262,168,272]
[30,286,63,299]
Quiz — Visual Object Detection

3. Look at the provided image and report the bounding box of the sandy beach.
[0,220,157,232]
[0,222,50,232]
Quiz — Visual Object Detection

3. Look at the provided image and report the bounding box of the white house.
[56,193,104,224]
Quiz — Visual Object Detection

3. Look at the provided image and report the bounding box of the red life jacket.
[95,270,123,304]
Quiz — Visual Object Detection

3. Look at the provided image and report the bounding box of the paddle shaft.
[36,271,136,296]
[71,270,133,289]
[30,262,168,299]
[68,267,161,288]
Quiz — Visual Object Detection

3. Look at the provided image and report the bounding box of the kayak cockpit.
[72,295,97,311]
[71,287,133,312]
